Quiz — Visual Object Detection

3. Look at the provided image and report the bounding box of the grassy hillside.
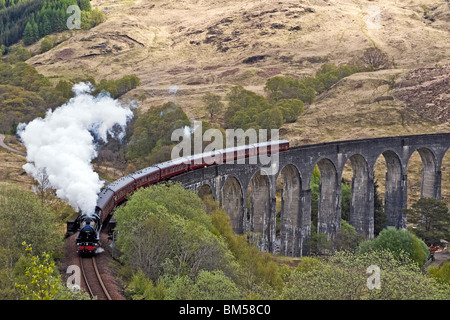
[4,0,450,203]
[25,0,447,112]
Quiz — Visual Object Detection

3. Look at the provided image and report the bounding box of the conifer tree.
[22,21,34,45]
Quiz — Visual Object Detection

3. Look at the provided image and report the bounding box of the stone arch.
[198,183,214,200]
[346,154,373,238]
[441,147,450,203]
[316,158,340,240]
[380,150,405,229]
[277,164,302,256]
[414,147,439,199]
[248,170,272,252]
[221,177,244,234]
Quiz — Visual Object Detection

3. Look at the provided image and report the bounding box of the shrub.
[429,262,450,285]
[357,227,430,266]
[361,47,389,70]
[114,183,233,281]
[282,250,450,300]
[40,36,53,53]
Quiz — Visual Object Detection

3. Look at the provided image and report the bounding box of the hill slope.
[25,0,450,143]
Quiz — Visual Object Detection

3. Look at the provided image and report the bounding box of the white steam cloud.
[17,82,134,215]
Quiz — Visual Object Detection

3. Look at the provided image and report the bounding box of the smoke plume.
[17,82,133,215]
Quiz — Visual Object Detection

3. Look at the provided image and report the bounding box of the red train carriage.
[107,175,136,205]
[96,188,115,223]
[132,166,161,189]
[186,153,206,170]
[156,157,190,180]
[202,150,223,166]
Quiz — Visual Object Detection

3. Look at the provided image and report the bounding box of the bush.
[114,183,233,281]
[405,198,450,246]
[282,250,450,300]
[126,102,190,166]
[265,75,315,104]
[93,75,140,98]
[357,227,430,266]
[313,63,360,94]
[40,36,53,53]
[429,262,450,285]
[335,220,363,252]
[275,99,304,123]
[361,47,389,70]
[208,202,284,293]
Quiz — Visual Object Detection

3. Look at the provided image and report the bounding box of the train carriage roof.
[253,140,289,148]
[155,157,190,170]
[131,165,160,179]
[107,174,136,192]
[96,188,114,208]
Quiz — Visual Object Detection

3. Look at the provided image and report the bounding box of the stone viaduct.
[170,133,450,257]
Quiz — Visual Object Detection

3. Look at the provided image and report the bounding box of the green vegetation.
[357,227,430,267]
[125,102,190,168]
[224,85,302,130]
[114,183,450,300]
[0,183,86,299]
[282,250,450,300]
[222,62,362,131]
[92,75,140,99]
[115,183,284,300]
[405,197,450,246]
[0,57,140,135]
[0,0,104,48]
[202,92,224,119]
[0,0,44,47]
[22,0,103,46]
[15,243,90,300]
[429,261,450,285]
[0,56,70,133]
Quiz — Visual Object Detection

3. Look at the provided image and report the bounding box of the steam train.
[70,140,290,254]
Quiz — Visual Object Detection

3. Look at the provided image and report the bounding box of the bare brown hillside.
[393,66,450,124]
[26,0,449,138]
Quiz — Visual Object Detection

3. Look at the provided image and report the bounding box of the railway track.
[79,256,112,300]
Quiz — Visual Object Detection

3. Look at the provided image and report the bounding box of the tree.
[187,270,241,300]
[7,45,31,63]
[55,80,74,99]
[335,220,363,252]
[275,98,304,123]
[114,183,232,281]
[77,0,91,11]
[265,75,316,104]
[14,243,90,300]
[405,198,450,246]
[357,227,430,266]
[40,35,53,53]
[126,101,189,166]
[429,261,450,285]
[22,22,34,46]
[0,184,63,258]
[282,250,450,300]
[361,47,389,70]
[31,167,52,205]
[374,180,387,236]
[202,92,223,119]
[0,184,63,298]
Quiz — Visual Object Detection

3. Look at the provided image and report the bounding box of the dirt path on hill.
[0,134,26,156]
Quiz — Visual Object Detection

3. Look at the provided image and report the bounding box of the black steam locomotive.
[75,212,101,255]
